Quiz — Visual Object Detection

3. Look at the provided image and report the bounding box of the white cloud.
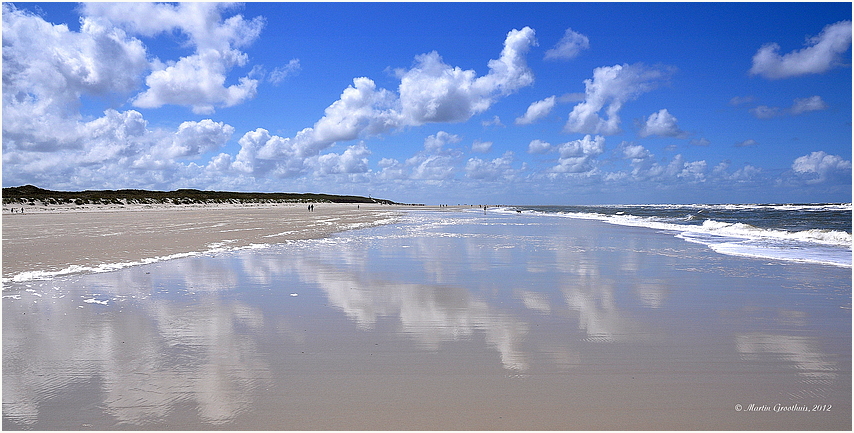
[229,27,536,177]
[2,5,149,101]
[515,96,557,125]
[481,115,504,127]
[225,77,400,177]
[678,160,707,181]
[407,154,459,181]
[465,152,518,181]
[729,95,755,106]
[749,96,828,119]
[3,17,541,191]
[552,135,605,174]
[229,27,537,177]
[398,27,537,125]
[308,77,401,151]
[791,151,852,184]
[690,138,711,147]
[790,95,828,114]
[269,59,301,84]
[638,109,688,138]
[231,128,304,177]
[83,2,265,114]
[735,139,759,148]
[2,4,150,152]
[471,140,493,153]
[423,131,461,152]
[615,144,708,183]
[749,105,781,119]
[714,163,762,182]
[377,158,408,181]
[527,139,552,154]
[565,63,673,135]
[314,143,371,176]
[2,108,234,189]
[750,20,852,79]
[169,119,236,160]
[619,142,651,161]
[544,28,590,60]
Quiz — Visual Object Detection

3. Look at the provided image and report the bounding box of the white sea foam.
[495,206,852,268]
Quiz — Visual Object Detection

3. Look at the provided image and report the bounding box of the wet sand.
[2,203,404,281]
[3,209,851,430]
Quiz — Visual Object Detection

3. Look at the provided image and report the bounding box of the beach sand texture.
[3,208,851,430]
[2,203,402,281]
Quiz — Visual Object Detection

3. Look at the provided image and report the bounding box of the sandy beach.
[3,208,850,430]
[2,202,406,281]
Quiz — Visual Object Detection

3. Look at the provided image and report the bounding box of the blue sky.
[3,2,851,204]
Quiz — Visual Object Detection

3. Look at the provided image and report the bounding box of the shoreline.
[2,203,425,283]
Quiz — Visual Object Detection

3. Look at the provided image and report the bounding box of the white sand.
[2,202,411,281]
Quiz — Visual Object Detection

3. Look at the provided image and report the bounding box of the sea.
[496,203,852,268]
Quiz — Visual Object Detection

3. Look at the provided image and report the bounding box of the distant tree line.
[2,185,405,206]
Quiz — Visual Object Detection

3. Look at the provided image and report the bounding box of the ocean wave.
[495,206,852,267]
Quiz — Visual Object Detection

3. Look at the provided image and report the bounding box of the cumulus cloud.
[2,4,149,152]
[83,2,265,114]
[3,15,539,190]
[406,154,459,181]
[314,142,371,176]
[552,135,605,174]
[750,20,852,79]
[544,28,590,60]
[749,105,781,119]
[308,77,401,150]
[789,95,828,114]
[527,139,552,154]
[398,27,537,125]
[615,142,708,182]
[791,151,852,184]
[423,131,462,152]
[638,109,688,138]
[471,140,493,153]
[229,26,538,178]
[565,63,674,135]
[619,142,651,161]
[2,108,234,189]
[714,162,762,182]
[2,5,148,101]
[465,152,518,181]
[515,96,557,125]
[690,138,711,147]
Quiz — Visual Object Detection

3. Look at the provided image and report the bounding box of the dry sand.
[2,202,410,281]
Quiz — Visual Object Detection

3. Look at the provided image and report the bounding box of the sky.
[2,2,852,205]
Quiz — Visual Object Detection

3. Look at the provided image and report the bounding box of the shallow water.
[3,210,851,429]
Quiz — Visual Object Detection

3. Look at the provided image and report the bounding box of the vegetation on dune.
[2,185,408,206]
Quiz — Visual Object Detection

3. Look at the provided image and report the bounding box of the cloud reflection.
[3,263,271,427]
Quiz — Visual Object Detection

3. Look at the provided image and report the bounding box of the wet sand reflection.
[3,211,850,429]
